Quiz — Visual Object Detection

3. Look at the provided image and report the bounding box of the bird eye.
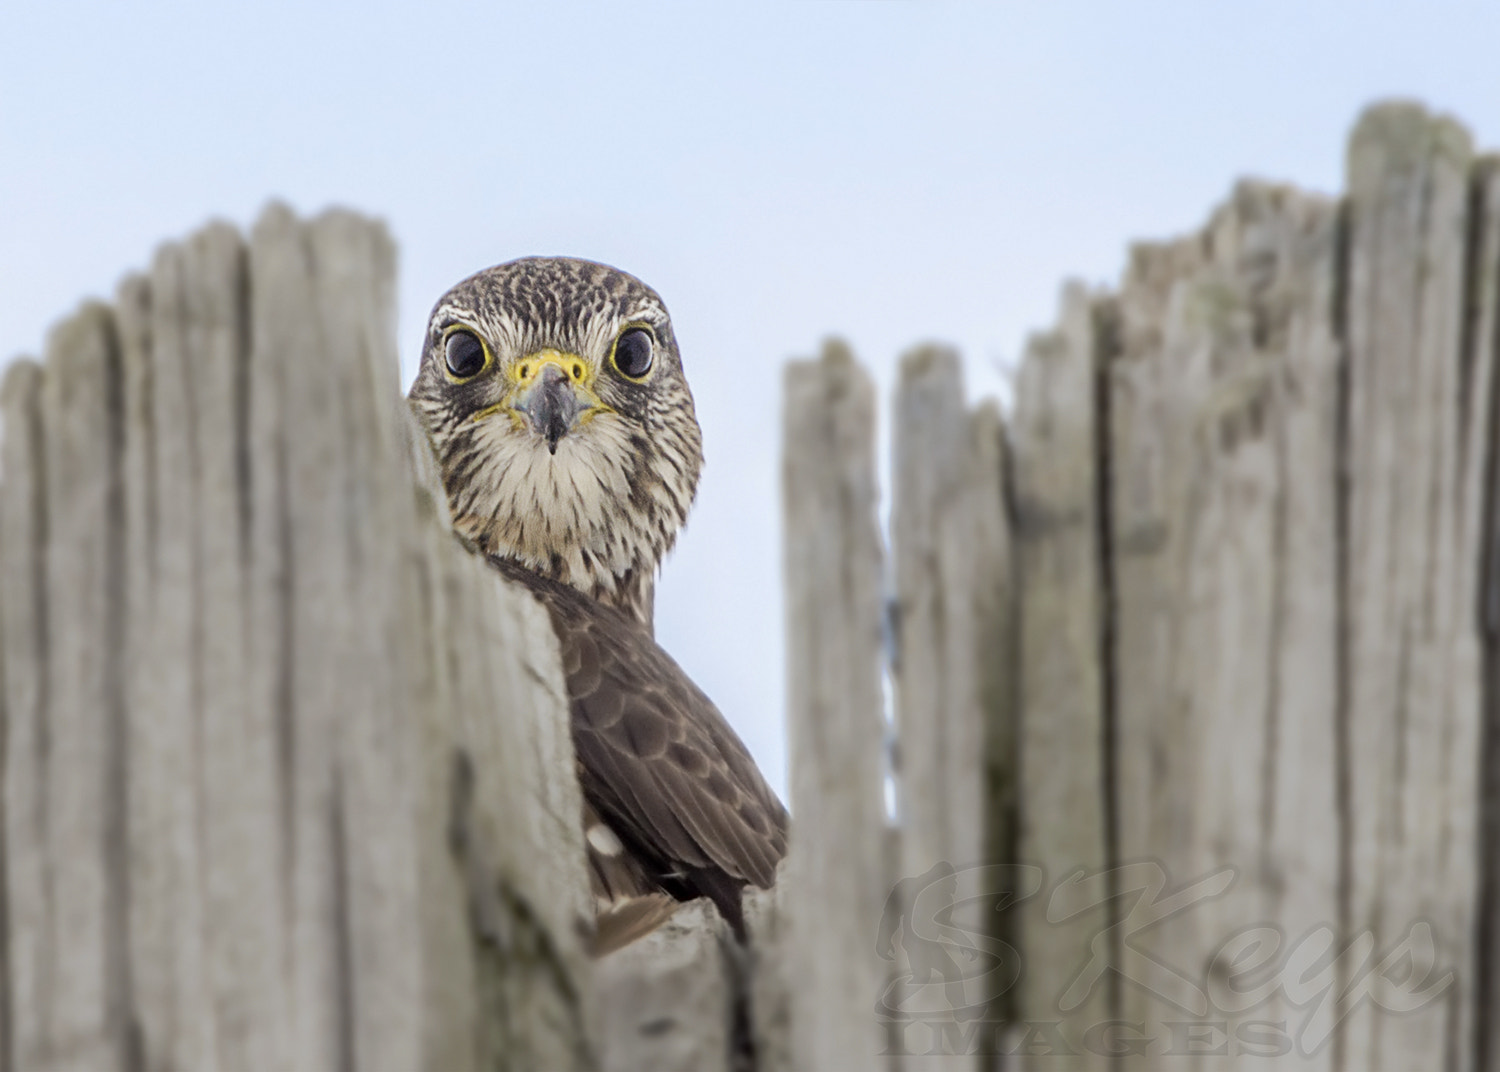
[612,328,654,379]
[444,330,487,379]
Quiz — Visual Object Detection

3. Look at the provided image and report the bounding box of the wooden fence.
[1,99,1497,1072]
[0,211,595,1071]
[777,99,1500,1072]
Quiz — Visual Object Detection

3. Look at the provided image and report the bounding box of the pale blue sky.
[4,2,1497,798]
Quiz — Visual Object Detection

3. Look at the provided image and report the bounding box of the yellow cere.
[510,349,594,388]
[468,349,614,427]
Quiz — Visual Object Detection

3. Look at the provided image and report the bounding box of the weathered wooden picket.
[0,211,595,1071]
[1,100,1497,1072]
[777,100,1500,1072]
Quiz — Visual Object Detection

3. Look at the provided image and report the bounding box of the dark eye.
[444,330,487,378]
[612,328,654,379]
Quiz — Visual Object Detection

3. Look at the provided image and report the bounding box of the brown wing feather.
[494,558,789,932]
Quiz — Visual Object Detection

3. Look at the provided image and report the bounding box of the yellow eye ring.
[441,324,492,382]
[610,323,656,381]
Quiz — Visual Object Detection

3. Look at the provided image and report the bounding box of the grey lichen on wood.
[0,205,596,1072]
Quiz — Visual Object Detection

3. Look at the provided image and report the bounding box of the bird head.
[408,257,703,627]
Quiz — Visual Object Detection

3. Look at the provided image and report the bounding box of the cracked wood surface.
[4,98,1500,1072]
[0,207,594,1072]
[780,342,890,1072]
[1002,101,1500,1072]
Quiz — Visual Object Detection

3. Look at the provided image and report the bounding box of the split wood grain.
[1009,282,1112,1071]
[780,341,890,1072]
[0,206,596,1072]
[1342,102,1487,1072]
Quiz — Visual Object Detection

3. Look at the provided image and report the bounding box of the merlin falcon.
[408,257,788,953]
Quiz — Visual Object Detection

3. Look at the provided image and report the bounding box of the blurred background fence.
[776,99,1500,1072]
[1,100,1497,1072]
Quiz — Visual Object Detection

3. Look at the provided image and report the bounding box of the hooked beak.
[468,351,606,455]
[519,363,580,455]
